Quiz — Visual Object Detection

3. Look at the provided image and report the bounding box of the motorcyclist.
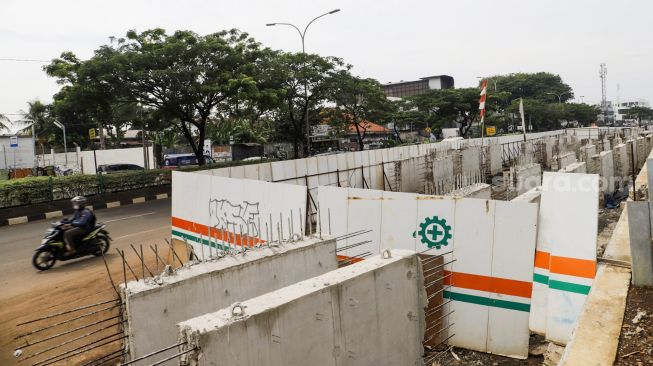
[61,196,96,255]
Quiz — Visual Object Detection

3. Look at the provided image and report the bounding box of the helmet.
[71,196,87,209]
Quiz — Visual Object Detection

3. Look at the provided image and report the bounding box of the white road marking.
[114,226,170,240]
[105,212,156,223]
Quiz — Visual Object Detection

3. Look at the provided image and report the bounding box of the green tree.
[327,72,389,150]
[0,113,9,132]
[267,52,346,157]
[625,106,653,127]
[482,72,574,104]
[409,88,484,137]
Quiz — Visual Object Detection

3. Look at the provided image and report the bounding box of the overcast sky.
[1,0,652,127]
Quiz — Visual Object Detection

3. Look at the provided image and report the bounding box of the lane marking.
[105,212,156,223]
[114,226,170,240]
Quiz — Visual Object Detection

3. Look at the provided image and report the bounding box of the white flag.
[519,98,527,139]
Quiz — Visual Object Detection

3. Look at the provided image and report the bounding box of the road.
[0,199,171,365]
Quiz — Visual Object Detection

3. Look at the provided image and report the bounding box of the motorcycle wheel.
[32,248,56,271]
[94,237,110,256]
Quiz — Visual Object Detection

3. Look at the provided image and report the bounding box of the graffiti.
[209,199,260,237]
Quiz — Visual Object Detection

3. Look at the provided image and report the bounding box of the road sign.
[486,126,496,136]
[9,136,18,147]
[89,128,96,139]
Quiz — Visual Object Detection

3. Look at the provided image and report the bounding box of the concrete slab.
[626,201,653,286]
[123,237,338,365]
[177,250,425,366]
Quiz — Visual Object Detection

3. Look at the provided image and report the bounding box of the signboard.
[203,139,212,157]
[486,126,496,136]
[9,136,18,147]
[88,128,96,139]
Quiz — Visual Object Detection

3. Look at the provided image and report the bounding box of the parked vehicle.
[32,222,111,270]
[163,154,214,169]
[97,164,144,174]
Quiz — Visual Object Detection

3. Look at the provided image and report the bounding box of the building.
[613,98,650,122]
[382,75,454,98]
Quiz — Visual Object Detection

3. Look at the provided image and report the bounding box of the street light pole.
[267,9,341,156]
[545,92,569,103]
[53,120,68,166]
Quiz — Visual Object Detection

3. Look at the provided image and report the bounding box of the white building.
[613,98,650,122]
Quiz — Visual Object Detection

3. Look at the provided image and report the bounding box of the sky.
[1,0,652,130]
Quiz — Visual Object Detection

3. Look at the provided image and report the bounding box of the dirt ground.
[0,250,169,366]
[615,286,653,365]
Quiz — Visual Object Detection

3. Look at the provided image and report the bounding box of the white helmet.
[71,196,87,208]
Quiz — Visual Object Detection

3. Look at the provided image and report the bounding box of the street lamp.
[267,9,341,156]
[53,120,68,166]
[545,92,569,103]
[17,119,37,167]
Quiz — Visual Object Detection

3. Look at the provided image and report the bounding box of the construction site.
[6,126,653,366]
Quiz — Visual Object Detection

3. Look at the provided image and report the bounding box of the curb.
[0,193,169,227]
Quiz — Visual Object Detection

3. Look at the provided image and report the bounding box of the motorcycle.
[32,222,112,270]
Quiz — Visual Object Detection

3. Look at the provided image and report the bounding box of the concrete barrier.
[177,250,426,366]
[122,237,338,365]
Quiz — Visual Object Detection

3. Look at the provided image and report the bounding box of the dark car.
[163,154,214,169]
[97,164,144,174]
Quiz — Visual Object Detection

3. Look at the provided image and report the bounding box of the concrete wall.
[553,152,577,171]
[511,187,542,204]
[461,146,481,174]
[511,163,542,195]
[177,250,426,366]
[36,146,156,173]
[613,143,629,180]
[123,237,338,365]
[560,161,587,174]
[0,136,35,169]
[579,145,596,163]
[446,183,491,199]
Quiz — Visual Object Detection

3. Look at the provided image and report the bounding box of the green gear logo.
[412,216,452,249]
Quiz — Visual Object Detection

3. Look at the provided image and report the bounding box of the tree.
[327,72,389,150]
[268,52,346,157]
[563,103,600,127]
[625,106,653,127]
[409,88,484,137]
[0,113,10,132]
[482,72,574,104]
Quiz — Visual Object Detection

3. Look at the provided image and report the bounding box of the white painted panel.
[379,191,418,252]
[543,172,598,345]
[229,165,246,179]
[270,161,286,182]
[316,186,348,240]
[336,153,349,187]
[343,188,383,257]
[282,160,298,185]
[415,196,456,257]
[316,156,330,187]
[295,158,308,185]
[487,201,538,358]
[258,162,273,182]
[326,154,339,186]
[243,164,259,180]
[448,198,494,353]
[211,168,230,177]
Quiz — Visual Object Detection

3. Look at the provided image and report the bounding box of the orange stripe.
[443,271,532,298]
[534,250,550,270]
[549,256,596,279]
[172,216,264,246]
[337,254,365,264]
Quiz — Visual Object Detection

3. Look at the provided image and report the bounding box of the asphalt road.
[0,198,172,300]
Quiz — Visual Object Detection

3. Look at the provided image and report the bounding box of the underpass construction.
[8,126,653,366]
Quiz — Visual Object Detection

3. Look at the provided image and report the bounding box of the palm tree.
[0,113,10,132]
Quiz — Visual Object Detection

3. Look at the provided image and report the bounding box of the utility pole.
[53,120,68,166]
[600,63,608,124]
[267,9,341,157]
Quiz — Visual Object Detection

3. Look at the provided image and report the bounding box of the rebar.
[425,273,453,288]
[16,299,118,327]
[147,347,197,366]
[423,260,457,277]
[334,240,372,253]
[18,315,121,350]
[116,249,139,281]
[118,341,186,365]
[15,303,119,340]
[333,229,372,241]
[165,238,183,267]
[80,349,126,366]
[20,321,122,361]
[100,250,119,297]
[129,244,153,278]
[31,333,127,366]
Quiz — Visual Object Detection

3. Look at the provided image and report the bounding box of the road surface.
[0,199,171,365]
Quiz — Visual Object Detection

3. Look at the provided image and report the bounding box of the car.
[97,164,144,174]
[163,153,214,169]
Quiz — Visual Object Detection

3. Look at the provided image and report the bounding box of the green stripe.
[443,290,530,312]
[533,273,549,285]
[548,280,591,295]
[171,229,229,251]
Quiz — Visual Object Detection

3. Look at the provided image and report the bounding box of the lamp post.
[53,120,68,166]
[545,92,569,103]
[267,8,341,156]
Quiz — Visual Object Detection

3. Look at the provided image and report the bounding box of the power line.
[0,58,50,63]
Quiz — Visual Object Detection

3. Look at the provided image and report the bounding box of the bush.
[0,158,275,208]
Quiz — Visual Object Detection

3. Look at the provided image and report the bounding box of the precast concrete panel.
[447,198,494,353]
[487,201,537,358]
[259,162,273,182]
[243,164,259,180]
[541,172,598,345]
[344,188,383,256]
[336,153,348,187]
[229,165,246,179]
[379,191,418,252]
[326,154,339,186]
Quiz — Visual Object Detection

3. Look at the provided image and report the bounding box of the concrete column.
[626,201,653,286]
[648,157,653,201]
